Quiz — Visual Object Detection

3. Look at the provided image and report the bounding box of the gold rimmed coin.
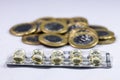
[69,28,98,49]
[22,34,40,45]
[39,33,67,47]
[10,23,37,36]
[67,22,88,32]
[96,30,114,39]
[98,37,116,45]
[31,21,42,33]
[56,18,73,24]
[70,27,98,35]
[41,21,68,34]
[89,25,108,30]
[72,17,88,24]
[35,17,55,23]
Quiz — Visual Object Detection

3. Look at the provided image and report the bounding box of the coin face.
[98,37,116,45]
[73,34,94,45]
[22,34,40,45]
[41,21,68,34]
[39,33,67,47]
[89,25,108,30]
[96,30,114,39]
[69,28,98,49]
[72,17,88,24]
[10,23,37,36]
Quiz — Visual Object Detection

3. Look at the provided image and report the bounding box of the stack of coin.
[9,17,116,48]
[89,25,116,45]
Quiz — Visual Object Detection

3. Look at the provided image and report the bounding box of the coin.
[10,23,37,36]
[70,27,98,36]
[35,17,55,23]
[56,18,73,24]
[69,28,98,49]
[31,21,42,33]
[98,37,116,45]
[89,25,108,30]
[22,34,40,45]
[67,22,88,32]
[33,18,54,33]
[96,30,114,39]
[41,21,68,34]
[72,17,88,24]
[39,33,68,47]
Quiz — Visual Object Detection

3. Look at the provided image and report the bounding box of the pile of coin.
[9,17,116,48]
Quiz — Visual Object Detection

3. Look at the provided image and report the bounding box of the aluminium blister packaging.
[7,50,111,69]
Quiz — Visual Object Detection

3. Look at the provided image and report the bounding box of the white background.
[0,0,120,80]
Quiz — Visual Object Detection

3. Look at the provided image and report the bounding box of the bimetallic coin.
[72,17,88,24]
[70,27,97,35]
[35,17,55,23]
[13,50,25,63]
[10,23,37,36]
[39,33,67,47]
[32,22,42,33]
[22,34,40,45]
[32,49,44,64]
[41,21,68,34]
[69,28,98,49]
[89,50,102,66]
[98,37,116,45]
[64,33,69,38]
[70,50,82,65]
[34,17,55,32]
[55,18,67,23]
[89,25,108,30]
[67,22,88,32]
[56,18,73,24]
[96,30,114,39]
[50,50,64,65]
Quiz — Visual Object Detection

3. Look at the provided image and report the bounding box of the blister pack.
[7,49,111,69]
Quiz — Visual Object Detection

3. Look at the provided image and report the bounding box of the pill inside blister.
[50,50,64,65]
[32,49,44,64]
[13,50,25,63]
[89,50,102,66]
[69,50,83,65]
